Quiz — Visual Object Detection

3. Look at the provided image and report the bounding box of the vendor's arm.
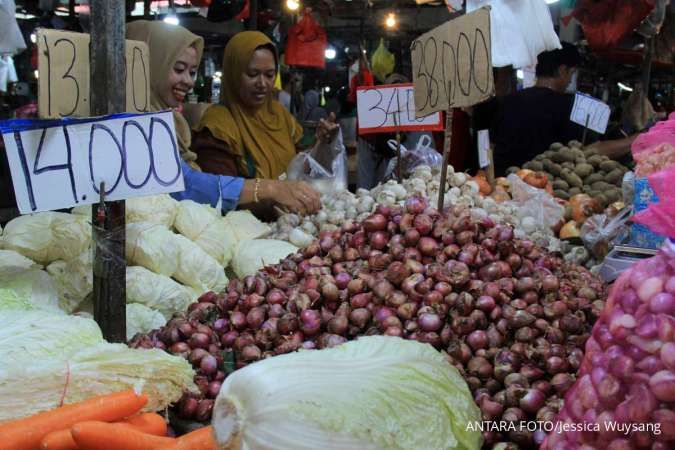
[239,179,321,215]
[587,134,637,160]
[171,161,244,212]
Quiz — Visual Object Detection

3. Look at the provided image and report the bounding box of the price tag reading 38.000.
[0,111,185,214]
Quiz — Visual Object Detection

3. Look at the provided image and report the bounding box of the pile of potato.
[507,140,630,207]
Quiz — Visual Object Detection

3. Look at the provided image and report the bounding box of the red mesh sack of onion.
[541,241,675,450]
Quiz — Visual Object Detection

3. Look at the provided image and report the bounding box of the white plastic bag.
[231,239,298,279]
[46,250,93,313]
[467,0,560,69]
[1,212,91,265]
[287,129,348,195]
[126,223,179,276]
[384,134,441,180]
[126,266,195,319]
[507,174,564,230]
[172,234,228,293]
[223,210,271,242]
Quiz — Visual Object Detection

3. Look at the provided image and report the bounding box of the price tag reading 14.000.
[0,111,185,214]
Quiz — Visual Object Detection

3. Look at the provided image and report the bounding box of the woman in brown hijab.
[193,32,337,183]
[127,22,320,215]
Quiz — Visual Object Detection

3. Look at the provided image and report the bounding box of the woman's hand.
[317,112,339,144]
[264,180,321,215]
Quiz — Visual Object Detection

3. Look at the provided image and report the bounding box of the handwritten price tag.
[411,7,494,117]
[570,92,610,134]
[478,129,490,168]
[1,111,184,214]
[356,83,444,135]
[37,28,150,118]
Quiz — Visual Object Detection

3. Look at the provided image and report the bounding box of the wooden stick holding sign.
[477,129,494,189]
[411,7,495,211]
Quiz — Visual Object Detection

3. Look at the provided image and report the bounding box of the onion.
[466,330,488,350]
[246,307,266,329]
[230,311,247,331]
[405,197,427,214]
[350,292,372,308]
[363,213,387,232]
[649,370,675,402]
[519,388,545,413]
[370,231,389,250]
[650,292,674,314]
[418,313,442,332]
[413,214,434,236]
[188,333,210,350]
[199,354,218,375]
[418,237,439,257]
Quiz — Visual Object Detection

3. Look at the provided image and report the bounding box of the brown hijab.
[126,20,204,164]
[195,31,302,179]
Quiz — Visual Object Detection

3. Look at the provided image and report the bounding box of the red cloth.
[573,0,654,51]
[347,67,374,104]
[285,12,327,69]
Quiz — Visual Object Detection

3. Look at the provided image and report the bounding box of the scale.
[599,243,659,283]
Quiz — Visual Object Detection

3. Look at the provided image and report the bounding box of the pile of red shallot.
[131,197,607,449]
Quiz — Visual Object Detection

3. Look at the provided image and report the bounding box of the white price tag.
[570,92,610,134]
[1,111,184,214]
[356,84,444,135]
[478,129,491,168]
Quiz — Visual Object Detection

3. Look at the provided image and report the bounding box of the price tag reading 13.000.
[0,111,185,214]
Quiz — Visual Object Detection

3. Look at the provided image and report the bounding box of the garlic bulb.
[451,172,467,187]
[289,228,315,248]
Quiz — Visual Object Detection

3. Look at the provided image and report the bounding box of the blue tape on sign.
[0,110,172,134]
[633,177,659,213]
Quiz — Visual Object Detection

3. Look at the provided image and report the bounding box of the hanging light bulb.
[163,13,179,25]
[325,48,337,60]
[385,12,397,29]
[286,0,300,11]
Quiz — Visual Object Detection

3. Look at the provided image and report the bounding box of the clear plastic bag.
[507,174,564,230]
[383,135,442,181]
[287,129,348,196]
[580,208,631,259]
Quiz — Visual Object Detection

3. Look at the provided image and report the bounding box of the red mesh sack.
[285,10,327,69]
[573,0,655,51]
[541,241,675,450]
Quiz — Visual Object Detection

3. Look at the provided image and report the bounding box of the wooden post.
[437,108,454,211]
[486,147,495,189]
[90,0,126,343]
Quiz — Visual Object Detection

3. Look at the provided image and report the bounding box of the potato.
[585,173,604,185]
[564,205,573,221]
[561,162,575,170]
[574,163,594,179]
[524,160,544,171]
[542,150,555,159]
[591,180,610,191]
[548,163,562,177]
[568,140,583,148]
[583,185,592,193]
[559,147,576,162]
[605,169,623,185]
[554,189,570,200]
[552,179,569,190]
[583,148,598,157]
[562,169,583,188]
[600,160,619,172]
[571,148,585,160]
[587,155,603,168]
[605,189,621,203]
[569,187,581,196]
[550,142,564,150]
[551,152,566,163]
[595,193,608,206]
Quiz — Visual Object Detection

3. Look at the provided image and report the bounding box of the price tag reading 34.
[356,83,444,134]
[411,7,494,117]
[1,111,184,214]
[570,92,610,134]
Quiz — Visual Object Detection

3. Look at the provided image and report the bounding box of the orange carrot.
[155,426,218,450]
[70,421,174,450]
[0,390,148,450]
[40,412,167,450]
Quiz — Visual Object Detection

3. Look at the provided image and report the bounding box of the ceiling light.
[324,86,331,93]
[545,0,559,4]
[516,70,524,80]
[325,48,336,60]
[286,0,300,11]
[385,13,397,29]
[617,82,633,92]
[30,33,37,44]
[163,14,179,25]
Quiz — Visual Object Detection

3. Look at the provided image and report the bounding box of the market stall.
[0,0,674,449]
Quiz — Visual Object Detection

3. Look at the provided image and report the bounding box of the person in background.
[277,71,293,112]
[488,42,636,175]
[192,31,339,215]
[126,22,321,215]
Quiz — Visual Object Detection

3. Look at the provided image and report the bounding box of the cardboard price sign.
[0,111,184,214]
[411,7,494,117]
[570,92,610,134]
[356,83,444,135]
[37,29,150,118]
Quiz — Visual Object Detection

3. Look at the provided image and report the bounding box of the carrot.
[0,390,148,450]
[40,413,167,450]
[155,426,217,450]
[70,421,174,450]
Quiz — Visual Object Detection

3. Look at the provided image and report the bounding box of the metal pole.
[437,108,454,211]
[90,0,126,343]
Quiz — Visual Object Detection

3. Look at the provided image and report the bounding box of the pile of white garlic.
[268,164,561,252]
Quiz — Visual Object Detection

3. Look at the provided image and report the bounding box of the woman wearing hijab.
[126,22,320,215]
[192,31,337,185]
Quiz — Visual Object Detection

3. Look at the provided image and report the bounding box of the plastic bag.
[634,143,675,177]
[631,114,675,155]
[541,240,675,450]
[371,38,395,83]
[126,266,196,319]
[467,0,561,68]
[231,239,298,279]
[287,129,348,196]
[383,134,441,180]
[632,166,675,238]
[1,212,91,265]
[573,0,655,51]
[581,208,631,259]
[507,174,564,229]
[285,11,327,69]
[126,222,179,276]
